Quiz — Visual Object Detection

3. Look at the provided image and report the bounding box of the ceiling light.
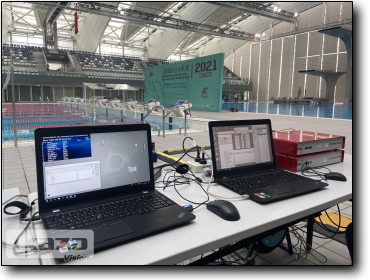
[278,8,281,13]
[294,12,299,17]
[274,7,278,12]
[262,33,265,36]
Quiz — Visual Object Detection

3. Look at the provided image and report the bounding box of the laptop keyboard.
[44,193,174,234]
[226,170,304,193]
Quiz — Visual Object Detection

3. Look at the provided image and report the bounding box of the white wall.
[2,3,12,44]
[223,2,351,103]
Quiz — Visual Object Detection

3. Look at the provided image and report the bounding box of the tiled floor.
[1,111,352,265]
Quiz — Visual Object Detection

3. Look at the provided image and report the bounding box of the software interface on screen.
[212,124,273,171]
[41,131,150,202]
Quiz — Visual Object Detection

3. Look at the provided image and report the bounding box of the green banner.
[144,53,224,112]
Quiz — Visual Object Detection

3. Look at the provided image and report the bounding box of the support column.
[43,19,47,48]
[10,49,17,146]
[53,20,58,49]
[318,27,352,105]
[299,70,346,104]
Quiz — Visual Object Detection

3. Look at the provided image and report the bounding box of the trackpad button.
[94,221,134,243]
[273,186,295,196]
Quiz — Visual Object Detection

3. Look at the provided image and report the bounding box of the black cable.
[245,241,260,265]
[155,146,198,170]
[182,137,197,159]
[158,166,209,210]
[292,225,336,239]
[324,210,347,229]
[315,205,343,234]
[293,205,343,239]
[275,152,291,170]
[300,162,331,181]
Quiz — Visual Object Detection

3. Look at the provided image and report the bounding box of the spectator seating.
[1,44,243,81]
[2,44,36,67]
[72,50,142,74]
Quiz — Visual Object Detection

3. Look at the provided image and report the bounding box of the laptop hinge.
[52,209,60,213]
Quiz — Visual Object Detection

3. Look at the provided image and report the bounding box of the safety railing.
[299,63,347,73]
[67,50,74,68]
[149,124,160,136]
[165,122,181,134]
[41,49,48,67]
[143,105,165,138]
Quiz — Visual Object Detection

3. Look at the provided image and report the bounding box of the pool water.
[1,104,179,142]
[222,103,352,120]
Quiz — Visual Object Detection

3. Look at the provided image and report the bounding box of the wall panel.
[306,56,320,97]
[308,31,321,56]
[233,48,242,76]
[292,58,306,98]
[280,36,294,98]
[240,42,250,79]
[269,39,282,98]
[258,41,270,101]
[335,74,346,103]
[250,43,260,99]
[224,54,232,69]
[295,33,308,58]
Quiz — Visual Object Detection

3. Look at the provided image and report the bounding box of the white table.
[26,155,352,265]
[2,188,40,265]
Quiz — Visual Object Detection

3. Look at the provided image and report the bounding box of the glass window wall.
[43,86,53,101]
[19,86,31,101]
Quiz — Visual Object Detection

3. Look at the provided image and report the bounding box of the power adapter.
[187,160,211,173]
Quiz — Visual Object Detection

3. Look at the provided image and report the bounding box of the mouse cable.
[300,162,331,181]
[201,146,249,201]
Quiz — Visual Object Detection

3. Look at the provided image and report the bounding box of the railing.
[149,124,160,136]
[67,50,74,68]
[143,105,165,138]
[299,62,347,73]
[165,122,181,134]
[165,105,188,135]
[223,78,252,85]
[41,49,48,67]
[259,12,352,40]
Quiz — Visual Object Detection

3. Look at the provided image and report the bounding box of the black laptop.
[208,119,328,203]
[35,124,195,260]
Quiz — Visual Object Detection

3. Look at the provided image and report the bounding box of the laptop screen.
[41,131,151,203]
[211,124,273,171]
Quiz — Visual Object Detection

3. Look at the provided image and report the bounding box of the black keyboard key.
[84,216,118,227]
[48,221,61,227]
[50,224,67,230]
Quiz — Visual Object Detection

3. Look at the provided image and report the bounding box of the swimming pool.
[221,103,352,120]
[1,104,181,142]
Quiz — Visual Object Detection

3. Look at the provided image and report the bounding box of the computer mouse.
[206,200,240,221]
[324,172,347,182]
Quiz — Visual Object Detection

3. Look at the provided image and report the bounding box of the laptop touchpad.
[272,186,295,196]
[93,221,134,243]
